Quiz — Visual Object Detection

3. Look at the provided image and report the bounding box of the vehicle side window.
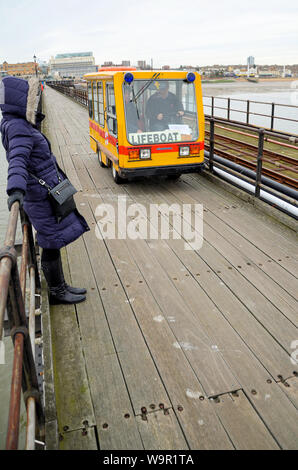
[97,82,104,127]
[106,83,117,136]
[94,82,99,123]
[88,82,93,119]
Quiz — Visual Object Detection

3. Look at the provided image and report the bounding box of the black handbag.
[29,158,77,223]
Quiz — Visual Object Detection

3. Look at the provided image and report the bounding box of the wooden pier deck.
[42,86,298,450]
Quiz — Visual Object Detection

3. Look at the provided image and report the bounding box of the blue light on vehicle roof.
[186,72,196,82]
[124,72,134,83]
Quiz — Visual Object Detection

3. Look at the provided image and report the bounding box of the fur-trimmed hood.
[0,76,40,125]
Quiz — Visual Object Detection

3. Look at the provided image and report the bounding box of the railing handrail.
[205,116,298,200]
[204,114,298,141]
[203,95,298,134]
[0,202,44,450]
[204,94,298,109]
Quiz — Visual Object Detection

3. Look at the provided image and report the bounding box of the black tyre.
[112,165,126,184]
[98,149,107,168]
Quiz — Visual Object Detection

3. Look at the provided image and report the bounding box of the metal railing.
[0,203,44,450]
[206,116,298,203]
[204,95,298,136]
[46,81,88,107]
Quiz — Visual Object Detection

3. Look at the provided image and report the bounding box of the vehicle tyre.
[98,149,107,168]
[167,173,181,181]
[112,165,126,184]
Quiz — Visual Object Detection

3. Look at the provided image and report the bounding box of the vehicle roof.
[84,70,199,81]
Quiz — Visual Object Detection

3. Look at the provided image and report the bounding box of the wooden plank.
[127,181,296,374]
[45,420,59,450]
[84,352,144,450]
[128,239,240,397]
[50,250,96,434]
[143,181,296,351]
[118,183,298,448]
[188,172,298,249]
[69,202,171,415]
[278,376,298,409]
[136,409,189,450]
[41,273,57,425]
[210,390,280,449]
[164,181,298,320]
[59,427,98,450]
[86,191,240,398]
[185,174,298,275]
[41,272,59,450]
[84,197,234,449]
[50,302,95,433]
[65,238,145,449]
[165,180,298,302]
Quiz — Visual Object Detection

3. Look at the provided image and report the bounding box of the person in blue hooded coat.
[0,76,90,305]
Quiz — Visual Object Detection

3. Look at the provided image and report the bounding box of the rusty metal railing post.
[209,118,215,173]
[6,331,25,450]
[255,129,265,198]
[26,264,36,450]
[0,203,20,341]
[246,100,250,125]
[0,201,45,450]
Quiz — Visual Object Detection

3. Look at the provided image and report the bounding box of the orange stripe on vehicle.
[119,141,204,155]
[89,120,204,154]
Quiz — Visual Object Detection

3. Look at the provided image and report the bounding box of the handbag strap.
[28,132,62,189]
[28,171,52,192]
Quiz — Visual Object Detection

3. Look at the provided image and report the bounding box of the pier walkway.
[43,86,298,450]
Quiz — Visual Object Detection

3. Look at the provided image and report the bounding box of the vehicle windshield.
[123,80,199,145]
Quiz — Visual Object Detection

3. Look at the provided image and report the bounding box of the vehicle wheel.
[167,173,181,181]
[112,165,126,184]
[97,149,107,168]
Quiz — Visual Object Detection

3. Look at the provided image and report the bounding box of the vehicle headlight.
[140,148,151,159]
[179,146,190,156]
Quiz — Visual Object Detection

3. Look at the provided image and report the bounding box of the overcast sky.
[0,0,297,67]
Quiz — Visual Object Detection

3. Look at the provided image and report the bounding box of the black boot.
[41,258,86,305]
[57,255,87,295]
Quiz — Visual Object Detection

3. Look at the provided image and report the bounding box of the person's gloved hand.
[7,190,24,211]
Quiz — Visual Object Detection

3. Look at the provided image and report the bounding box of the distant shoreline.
[202,77,296,84]
[201,78,297,97]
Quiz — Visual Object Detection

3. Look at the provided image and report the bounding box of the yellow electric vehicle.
[84,67,205,183]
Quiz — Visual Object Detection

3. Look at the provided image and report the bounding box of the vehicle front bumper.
[119,162,205,178]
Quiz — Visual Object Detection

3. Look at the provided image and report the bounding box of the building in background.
[0,61,40,77]
[137,60,146,69]
[49,52,96,79]
[102,61,113,67]
[121,60,131,67]
[247,56,255,67]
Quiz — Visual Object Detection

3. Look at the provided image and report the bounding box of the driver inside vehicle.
[145,81,184,131]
